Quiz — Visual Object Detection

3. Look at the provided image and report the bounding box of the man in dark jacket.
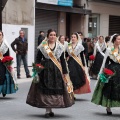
[78,32,88,66]
[11,30,31,79]
[38,31,45,46]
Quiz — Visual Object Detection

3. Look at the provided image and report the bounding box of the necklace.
[72,42,78,49]
[48,42,56,51]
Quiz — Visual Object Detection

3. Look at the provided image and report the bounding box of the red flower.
[36,64,44,68]
[89,55,95,61]
[103,68,114,76]
[1,56,13,63]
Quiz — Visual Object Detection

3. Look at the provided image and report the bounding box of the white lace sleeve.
[74,43,84,56]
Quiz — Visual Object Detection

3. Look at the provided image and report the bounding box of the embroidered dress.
[91,47,120,107]
[26,40,74,108]
[67,42,91,94]
[0,41,18,96]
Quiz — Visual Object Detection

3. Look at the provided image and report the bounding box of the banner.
[37,0,73,7]
[58,0,73,7]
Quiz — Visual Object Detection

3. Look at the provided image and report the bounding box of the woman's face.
[99,36,104,43]
[48,31,57,42]
[114,36,120,46]
[0,32,3,40]
[71,34,78,43]
[93,38,97,43]
[60,36,65,43]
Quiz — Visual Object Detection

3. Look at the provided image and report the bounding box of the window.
[88,14,100,38]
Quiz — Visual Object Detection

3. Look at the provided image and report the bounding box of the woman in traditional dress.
[66,33,91,96]
[26,29,74,118]
[91,34,120,115]
[0,31,18,97]
[58,35,68,52]
[87,38,94,59]
[90,36,106,79]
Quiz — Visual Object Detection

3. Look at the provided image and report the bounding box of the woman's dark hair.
[86,38,91,42]
[65,36,70,42]
[47,29,57,38]
[105,36,110,43]
[58,35,64,41]
[77,32,83,36]
[112,34,120,43]
[84,38,88,42]
[39,31,44,34]
[99,36,104,39]
[0,30,4,36]
[72,32,78,40]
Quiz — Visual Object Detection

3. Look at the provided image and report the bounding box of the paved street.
[0,68,120,120]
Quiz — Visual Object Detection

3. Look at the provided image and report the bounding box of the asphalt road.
[0,68,120,120]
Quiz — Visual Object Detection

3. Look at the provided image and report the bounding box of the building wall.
[2,0,35,67]
[70,14,81,34]
[87,2,120,37]
[58,12,66,36]
[2,0,34,25]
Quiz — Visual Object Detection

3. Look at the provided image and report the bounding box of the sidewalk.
[15,67,33,84]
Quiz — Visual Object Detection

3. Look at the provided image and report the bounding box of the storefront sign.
[58,0,73,6]
[37,0,73,6]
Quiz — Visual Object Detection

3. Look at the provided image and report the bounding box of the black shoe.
[45,113,50,118]
[106,109,112,115]
[17,76,21,79]
[49,112,54,117]
[26,75,32,78]
[2,94,6,97]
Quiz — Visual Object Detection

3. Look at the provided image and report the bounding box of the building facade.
[86,0,120,37]
[2,0,35,67]
[34,0,91,55]
[2,0,120,65]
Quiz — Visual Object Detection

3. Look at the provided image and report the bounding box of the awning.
[35,3,91,15]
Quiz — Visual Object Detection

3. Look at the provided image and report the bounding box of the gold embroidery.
[111,49,120,63]
[42,40,73,97]
[0,52,3,60]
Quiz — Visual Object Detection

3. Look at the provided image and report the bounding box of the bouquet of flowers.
[89,55,95,61]
[32,63,44,83]
[1,56,14,72]
[99,68,115,83]
[1,56,18,90]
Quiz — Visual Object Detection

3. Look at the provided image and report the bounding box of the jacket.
[11,36,28,55]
